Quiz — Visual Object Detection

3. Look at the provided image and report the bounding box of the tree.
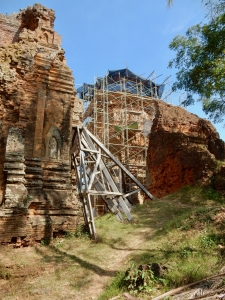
[167,0,224,15]
[167,0,173,7]
[168,1,225,123]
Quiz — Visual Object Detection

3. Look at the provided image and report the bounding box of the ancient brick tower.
[0,4,83,244]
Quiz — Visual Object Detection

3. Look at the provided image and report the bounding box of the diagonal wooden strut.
[71,125,154,239]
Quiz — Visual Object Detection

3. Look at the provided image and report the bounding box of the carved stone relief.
[44,126,61,160]
[4,127,27,208]
[74,98,84,113]
[73,97,84,125]
[49,136,57,158]
[6,128,24,154]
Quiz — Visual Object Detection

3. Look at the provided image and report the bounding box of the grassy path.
[0,186,224,299]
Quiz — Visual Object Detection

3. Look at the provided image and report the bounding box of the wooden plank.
[72,125,145,237]
[86,190,122,196]
[124,188,141,198]
[81,147,99,154]
[76,144,97,240]
[119,168,123,193]
[88,149,101,190]
[85,166,125,221]
[83,127,154,200]
[82,130,133,221]
[72,129,96,235]
[74,158,88,225]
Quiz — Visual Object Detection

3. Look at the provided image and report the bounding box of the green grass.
[1,184,225,300]
[98,272,125,300]
[216,160,225,169]
[98,185,225,299]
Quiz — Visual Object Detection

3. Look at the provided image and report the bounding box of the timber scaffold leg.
[71,125,154,240]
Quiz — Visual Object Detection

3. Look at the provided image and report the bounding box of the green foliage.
[205,0,225,19]
[98,272,125,300]
[73,224,90,239]
[200,235,216,248]
[54,237,65,248]
[169,2,225,123]
[201,186,225,203]
[123,263,158,295]
[180,246,196,258]
[64,231,75,239]
[63,225,90,239]
[216,160,225,168]
[40,238,51,246]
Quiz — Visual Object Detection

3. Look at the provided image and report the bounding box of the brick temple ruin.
[1,4,225,245]
[78,70,225,200]
[0,4,83,244]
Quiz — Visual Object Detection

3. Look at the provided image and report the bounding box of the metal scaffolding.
[77,68,188,205]
[78,69,160,203]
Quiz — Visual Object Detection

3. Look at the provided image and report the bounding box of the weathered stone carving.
[73,97,84,125]
[4,128,27,208]
[0,4,82,244]
[49,137,57,158]
[5,128,24,154]
[44,126,61,160]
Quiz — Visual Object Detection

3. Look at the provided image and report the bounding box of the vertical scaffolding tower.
[79,69,164,203]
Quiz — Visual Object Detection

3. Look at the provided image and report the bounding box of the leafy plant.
[200,235,216,248]
[40,238,51,246]
[73,224,90,239]
[123,263,157,295]
[168,3,225,123]
[64,231,75,239]
[54,237,65,248]
[180,246,195,258]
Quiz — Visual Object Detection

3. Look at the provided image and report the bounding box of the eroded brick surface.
[147,101,225,198]
[0,4,82,244]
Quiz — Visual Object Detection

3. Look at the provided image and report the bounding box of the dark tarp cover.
[77,68,165,99]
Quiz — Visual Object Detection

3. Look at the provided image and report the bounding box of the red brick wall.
[0,14,20,47]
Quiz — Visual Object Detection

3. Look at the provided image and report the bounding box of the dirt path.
[0,226,156,299]
[80,227,154,299]
[0,198,190,300]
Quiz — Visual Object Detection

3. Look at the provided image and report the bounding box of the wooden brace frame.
[71,125,154,239]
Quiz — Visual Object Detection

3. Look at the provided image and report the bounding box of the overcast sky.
[2,0,224,141]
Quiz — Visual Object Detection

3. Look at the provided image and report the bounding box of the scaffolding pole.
[82,74,158,203]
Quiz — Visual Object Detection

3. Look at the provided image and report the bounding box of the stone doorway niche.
[44,126,62,160]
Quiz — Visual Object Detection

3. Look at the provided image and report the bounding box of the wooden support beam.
[81,129,133,221]
[83,127,154,200]
[71,125,155,239]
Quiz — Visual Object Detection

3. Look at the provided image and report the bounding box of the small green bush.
[74,224,90,238]
[123,263,158,295]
